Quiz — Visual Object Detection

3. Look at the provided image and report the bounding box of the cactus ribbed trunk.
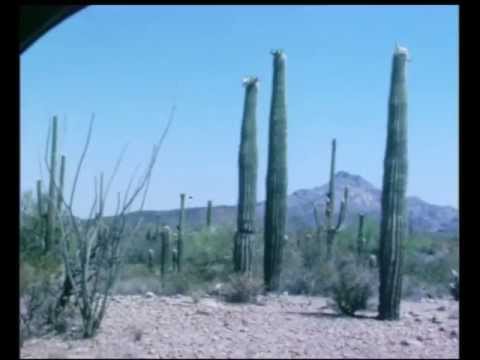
[206,200,212,229]
[45,116,58,253]
[234,77,258,274]
[177,193,185,272]
[378,46,409,321]
[264,50,288,292]
[160,226,170,281]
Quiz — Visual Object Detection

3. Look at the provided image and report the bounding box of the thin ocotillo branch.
[69,114,95,209]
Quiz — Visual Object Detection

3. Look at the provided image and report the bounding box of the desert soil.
[20,294,459,359]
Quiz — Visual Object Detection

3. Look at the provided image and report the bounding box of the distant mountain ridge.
[121,171,458,235]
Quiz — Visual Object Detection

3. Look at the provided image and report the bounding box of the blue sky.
[20,5,458,217]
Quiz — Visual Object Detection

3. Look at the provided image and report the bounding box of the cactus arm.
[334,187,349,232]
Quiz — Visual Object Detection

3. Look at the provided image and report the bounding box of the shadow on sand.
[283,310,378,320]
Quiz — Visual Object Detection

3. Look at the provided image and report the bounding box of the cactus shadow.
[283,310,378,320]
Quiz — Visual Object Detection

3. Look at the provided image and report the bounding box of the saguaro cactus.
[323,139,349,260]
[357,214,366,260]
[206,200,213,229]
[160,225,170,280]
[36,180,43,217]
[264,50,288,291]
[378,44,409,320]
[177,193,186,272]
[45,116,58,253]
[234,76,259,274]
[57,155,66,212]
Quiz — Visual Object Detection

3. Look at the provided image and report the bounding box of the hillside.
[119,171,459,235]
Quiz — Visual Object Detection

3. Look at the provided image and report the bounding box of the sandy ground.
[20,294,459,359]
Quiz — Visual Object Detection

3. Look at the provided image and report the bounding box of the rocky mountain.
[122,171,458,236]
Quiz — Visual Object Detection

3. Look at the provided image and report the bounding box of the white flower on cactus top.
[242,76,259,87]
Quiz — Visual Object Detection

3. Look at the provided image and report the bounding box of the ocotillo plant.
[160,225,170,281]
[378,44,409,320]
[234,76,259,274]
[177,193,186,272]
[264,50,288,292]
[323,139,349,260]
[206,200,213,229]
[45,116,58,253]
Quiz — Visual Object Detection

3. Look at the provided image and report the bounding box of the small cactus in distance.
[206,200,213,230]
[356,214,366,261]
[45,116,59,253]
[316,138,349,261]
[147,249,154,272]
[160,225,171,281]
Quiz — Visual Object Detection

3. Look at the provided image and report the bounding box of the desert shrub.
[222,274,263,303]
[330,259,374,316]
[161,272,192,296]
[20,270,63,339]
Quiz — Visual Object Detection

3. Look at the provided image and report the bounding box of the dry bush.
[222,274,263,303]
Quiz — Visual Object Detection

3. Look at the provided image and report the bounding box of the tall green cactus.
[324,139,349,260]
[57,155,66,212]
[264,50,288,292]
[36,179,43,218]
[160,225,170,281]
[234,76,258,274]
[378,44,409,320]
[45,116,58,253]
[206,200,213,229]
[177,193,186,272]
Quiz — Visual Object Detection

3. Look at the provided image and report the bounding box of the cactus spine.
[177,193,186,272]
[264,50,288,292]
[234,76,258,274]
[45,116,58,253]
[206,200,213,229]
[378,44,409,320]
[160,225,170,281]
[324,139,348,260]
